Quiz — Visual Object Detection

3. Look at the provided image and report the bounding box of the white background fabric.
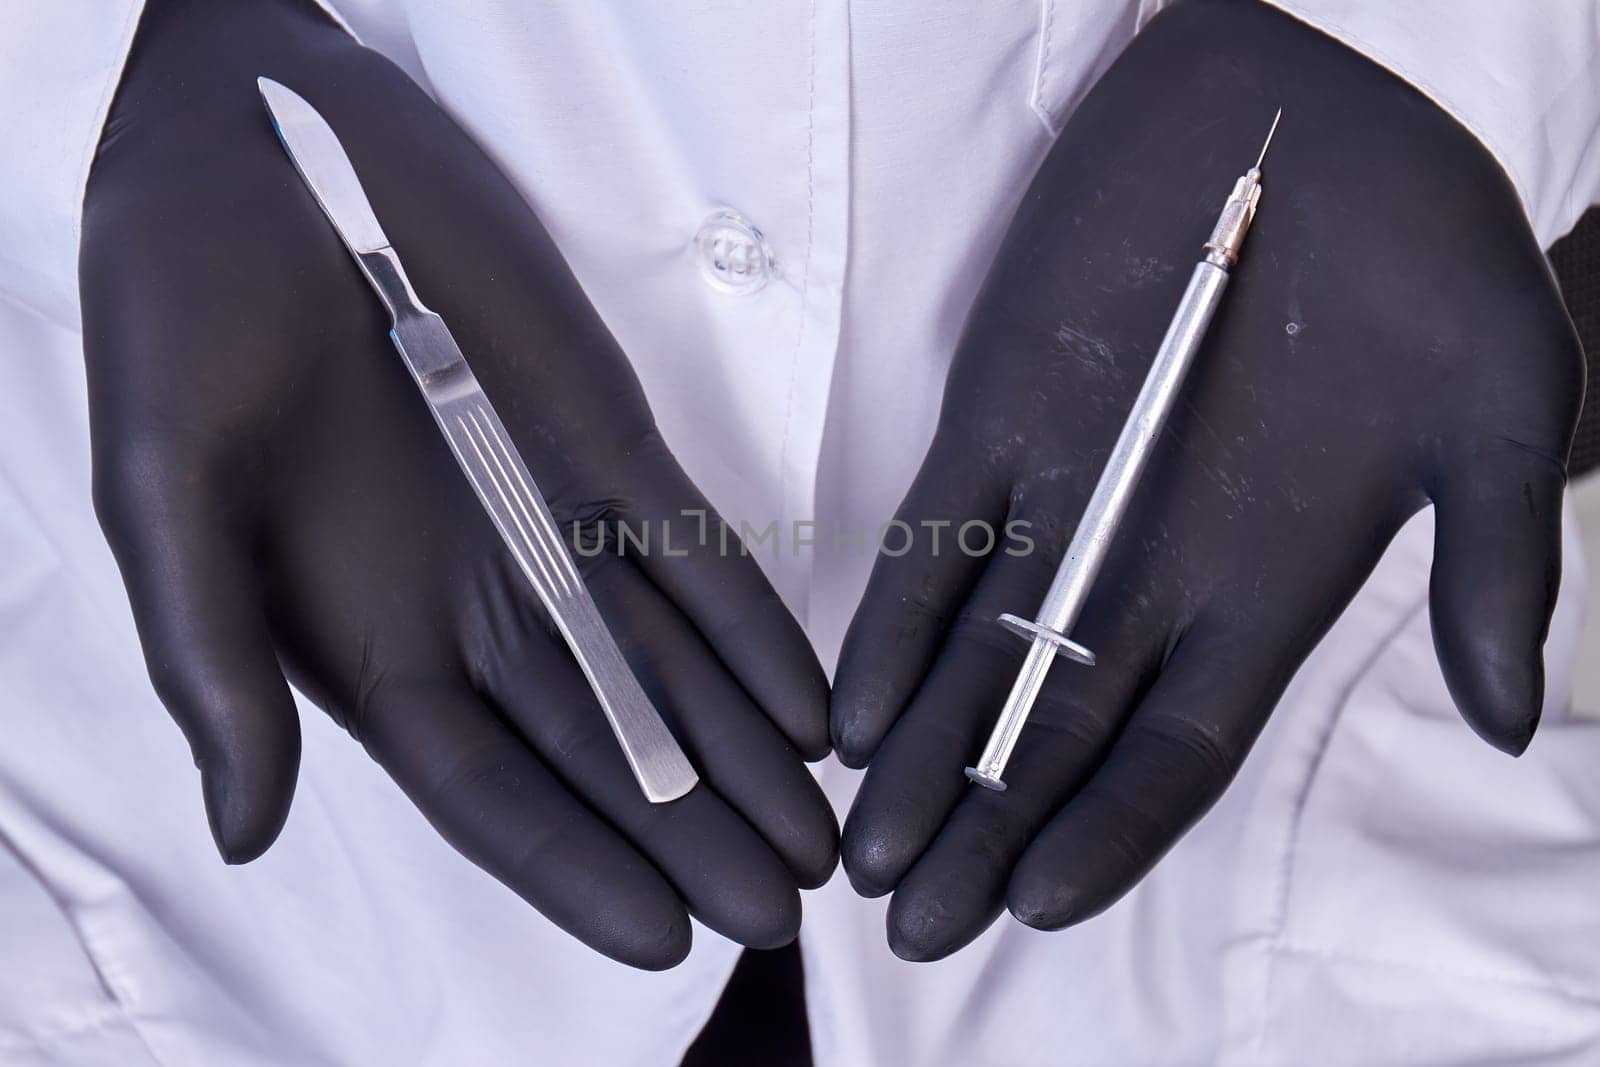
[1,1,1598,1063]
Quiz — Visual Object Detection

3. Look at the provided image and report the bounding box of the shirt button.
[694,210,774,295]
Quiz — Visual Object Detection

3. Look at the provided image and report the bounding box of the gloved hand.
[82,0,835,970]
[831,0,1585,961]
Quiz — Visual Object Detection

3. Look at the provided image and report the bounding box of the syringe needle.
[1254,107,1283,171]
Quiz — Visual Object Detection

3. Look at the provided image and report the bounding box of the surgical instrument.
[966,109,1282,791]
[258,78,698,803]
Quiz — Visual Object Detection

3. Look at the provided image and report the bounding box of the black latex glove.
[832,0,1585,961]
[82,0,836,970]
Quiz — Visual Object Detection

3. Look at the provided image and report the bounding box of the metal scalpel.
[966,110,1282,791]
[258,78,698,803]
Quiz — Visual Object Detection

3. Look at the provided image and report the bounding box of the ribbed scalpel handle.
[393,315,699,804]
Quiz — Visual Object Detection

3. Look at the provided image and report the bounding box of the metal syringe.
[965,109,1282,791]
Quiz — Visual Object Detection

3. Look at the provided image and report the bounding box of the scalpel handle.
[417,359,698,804]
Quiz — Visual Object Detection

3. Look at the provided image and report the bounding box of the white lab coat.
[1,2,1598,1064]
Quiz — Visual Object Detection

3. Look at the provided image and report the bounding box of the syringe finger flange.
[996,613,1098,667]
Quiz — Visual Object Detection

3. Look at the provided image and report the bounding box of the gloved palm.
[832,0,1584,960]
[82,0,835,969]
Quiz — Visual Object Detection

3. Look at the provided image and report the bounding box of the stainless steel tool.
[965,110,1282,791]
[258,77,698,804]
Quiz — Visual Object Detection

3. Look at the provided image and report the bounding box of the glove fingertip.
[1006,877,1081,933]
[829,722,874,771]
[1432,616,1544,757]
[1007,845,1116,932]
[839,820,911,899]
[1484,711,1539,758]
[627,914,694,972]
[199,732,301,865]
[828,676,894,769]
[1427,451,1565,760]
[781,682,834,764]
[885,887,965,963]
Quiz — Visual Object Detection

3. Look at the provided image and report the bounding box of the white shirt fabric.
[2,2,1598,1064]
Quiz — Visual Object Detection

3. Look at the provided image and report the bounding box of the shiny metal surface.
[967,116,1279,790]
[258,78,697,804]
[966,262,1230,790]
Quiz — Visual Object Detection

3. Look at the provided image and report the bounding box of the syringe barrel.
[1032,260,1231,636]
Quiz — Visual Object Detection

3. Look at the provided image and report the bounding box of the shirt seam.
[1029,0,1060,137]
[69,2,146,321]
[0,1006,150,1059]
[775,0,820,625]
[0,815,163,1065]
